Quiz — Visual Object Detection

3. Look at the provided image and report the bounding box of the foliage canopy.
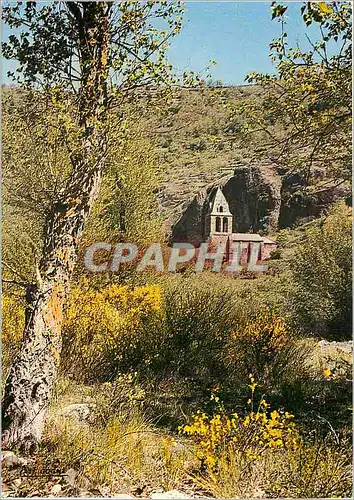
[236,1,351,188]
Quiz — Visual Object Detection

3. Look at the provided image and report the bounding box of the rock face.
[170,191,208,246]
[171,163,281,243]
[223,164,281,232]
[278,172,351,228]
[169,161,350,241]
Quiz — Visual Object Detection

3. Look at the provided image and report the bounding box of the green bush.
[289,202,352,339]
[226,309,292,384]
[142,281,248,382]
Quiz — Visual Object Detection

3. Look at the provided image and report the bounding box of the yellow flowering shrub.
[62,280,163,380]
[244,310,289,352]
[229,308,291,379]
[181,376,299,482]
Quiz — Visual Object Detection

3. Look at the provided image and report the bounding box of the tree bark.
[2,2,110,452]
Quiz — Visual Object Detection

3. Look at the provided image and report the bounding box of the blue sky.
[168,1,321,85]
[2,1,325,86]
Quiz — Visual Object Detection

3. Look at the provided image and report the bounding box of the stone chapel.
[206,187,277,263]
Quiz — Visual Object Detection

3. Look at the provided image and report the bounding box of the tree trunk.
[2,2,110,451]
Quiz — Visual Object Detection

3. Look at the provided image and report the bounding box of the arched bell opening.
[215,216,221,232]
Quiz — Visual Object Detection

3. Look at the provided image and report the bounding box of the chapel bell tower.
[206,187,233,236]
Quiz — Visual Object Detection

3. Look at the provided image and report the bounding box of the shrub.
[289,201,352,338]
[181,381,352,498]
[198,432,352,499]
[181,379,299,483]
[62,274,295,391]
[270,248,281,259]
[61,280,163,382]
[93,373,146,425]
[188,139,206,151]
[142,281,254,383]
[268,433,352,498]
[227,309,292,383]
[62,276,258,385]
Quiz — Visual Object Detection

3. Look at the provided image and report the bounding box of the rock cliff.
[169,160,349,243]
[170,161,282,243]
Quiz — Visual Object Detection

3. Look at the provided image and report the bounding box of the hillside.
[142,85,350,236]
[149,85,264,213]
[2,83,348,239]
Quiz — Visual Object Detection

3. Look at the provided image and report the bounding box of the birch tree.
[1,0,185,452]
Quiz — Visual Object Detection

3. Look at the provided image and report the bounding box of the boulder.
[112,495,136,499]
[2,451,28,468]
[50,484,62,495]
[59,404,96,424]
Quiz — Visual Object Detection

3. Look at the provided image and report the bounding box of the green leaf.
[271,4,288,20]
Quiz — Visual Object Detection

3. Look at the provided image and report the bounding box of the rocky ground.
[2,340,351,499]
[2,449,204,499]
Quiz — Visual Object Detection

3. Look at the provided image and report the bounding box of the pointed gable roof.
[210,187,232,216]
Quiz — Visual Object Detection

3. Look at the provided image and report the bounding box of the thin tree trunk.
[2,2,110,451]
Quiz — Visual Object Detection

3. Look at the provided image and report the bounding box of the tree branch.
[2,278,28,288]
[2,261,29,282]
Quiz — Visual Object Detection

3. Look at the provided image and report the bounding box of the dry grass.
[45,372,352,498]
[193,440,352,499]
[28,378,195,497]
[3,360,352,498]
